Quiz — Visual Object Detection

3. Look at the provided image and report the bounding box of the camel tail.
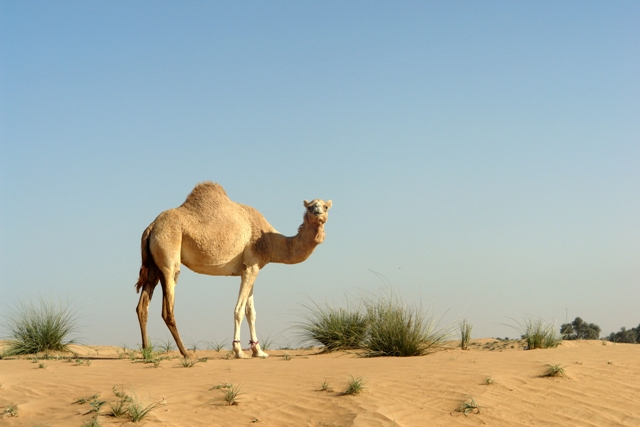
[135,225,161,293]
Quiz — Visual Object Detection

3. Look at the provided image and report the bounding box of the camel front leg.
[246,294,268,358]
[232,265,259,359]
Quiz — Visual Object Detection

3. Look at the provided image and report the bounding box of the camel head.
[303,199,332,226]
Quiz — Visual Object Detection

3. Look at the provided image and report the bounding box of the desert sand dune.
[1,340,639,426]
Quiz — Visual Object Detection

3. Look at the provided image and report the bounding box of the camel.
[135,181,332,359]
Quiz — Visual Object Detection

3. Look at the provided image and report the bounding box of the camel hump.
[180,181,231,213]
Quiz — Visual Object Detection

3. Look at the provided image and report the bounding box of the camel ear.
[304,200,311,207]
[326,200,332,209]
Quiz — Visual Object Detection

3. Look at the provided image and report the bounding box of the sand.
[1,339,639,426]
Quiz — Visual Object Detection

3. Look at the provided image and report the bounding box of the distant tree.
[607,324,640,343]
[560,317,601,340]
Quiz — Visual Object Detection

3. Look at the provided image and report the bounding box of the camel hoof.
[252,351,269,358]
[234,351,250,359]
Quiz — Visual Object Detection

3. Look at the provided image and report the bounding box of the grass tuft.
[543,364,567,377]
[297,289,448,357]
[3,297,79,355]
[297,302,367,352]
[318,379,333,392]
[73,394,101,405]
[206,339,228,351]
[509,317,561,349]
[181,357,198,368]
[363,290,448,357]
[157,338,175,353]
[221,384,242,406]
[128,394,160,422]
[139,344,157,362]
[341,376,365,396]
[459,319,473,350]
[81,416,101,427]
[457,397,481,415]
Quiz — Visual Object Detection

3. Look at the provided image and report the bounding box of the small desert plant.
[341,376,365,396]
[81,416,101,427]
[188,341,201,352]
[206,339,228,351]
[259,334,274,350]
[457,397,481,415]
[278,336,295,350]
[108,386,132,417]
[210,383,233,390]
[157,338,175,353]
[128,394,160,422]
[181,357,198,368]
[221,384,243,406]
[297,301,368,352]
[73,358,90,366]
[509,317,561,349]
[459,319,473,350]
[484,376,494,385]
[38,362,47,369]
[89,399,106,413]
[2,404,18,417]
[318,379,333,392]
[73,394,101,405]
[2,297,79,355]
[363,291,448,357]
[543,364,567,377]
[139,344,157,362]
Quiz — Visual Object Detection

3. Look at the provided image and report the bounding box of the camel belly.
[180,237,246,276]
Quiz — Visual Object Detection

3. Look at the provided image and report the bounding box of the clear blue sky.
[1,2,638,347]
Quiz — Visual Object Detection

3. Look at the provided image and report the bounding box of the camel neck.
[268,215,324,264]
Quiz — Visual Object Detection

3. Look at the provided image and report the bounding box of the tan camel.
[135,181,332,359]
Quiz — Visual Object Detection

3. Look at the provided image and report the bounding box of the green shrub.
[561,317,601,340]
[362,290,448,357]
[607,324,639,343]
[340,376,365,396]
[3,297,79,355]
[512,317,561,349]
[297,302,368,351]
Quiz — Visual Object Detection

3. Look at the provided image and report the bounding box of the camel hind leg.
[159,268,191,358]
[136,263,160,351]
[136,281,158,350]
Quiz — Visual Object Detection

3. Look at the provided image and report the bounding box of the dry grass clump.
[510,317,561,349]
[543,364,567,377]
[81,416,101,427]
[363,290,448,357]
[340,376,365,396]
[297,302,368,351]
[2,297,79,355]
[297,289,448,357]
[128,396,160,422]
[459,319,473,350]
[211,383,243,405]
